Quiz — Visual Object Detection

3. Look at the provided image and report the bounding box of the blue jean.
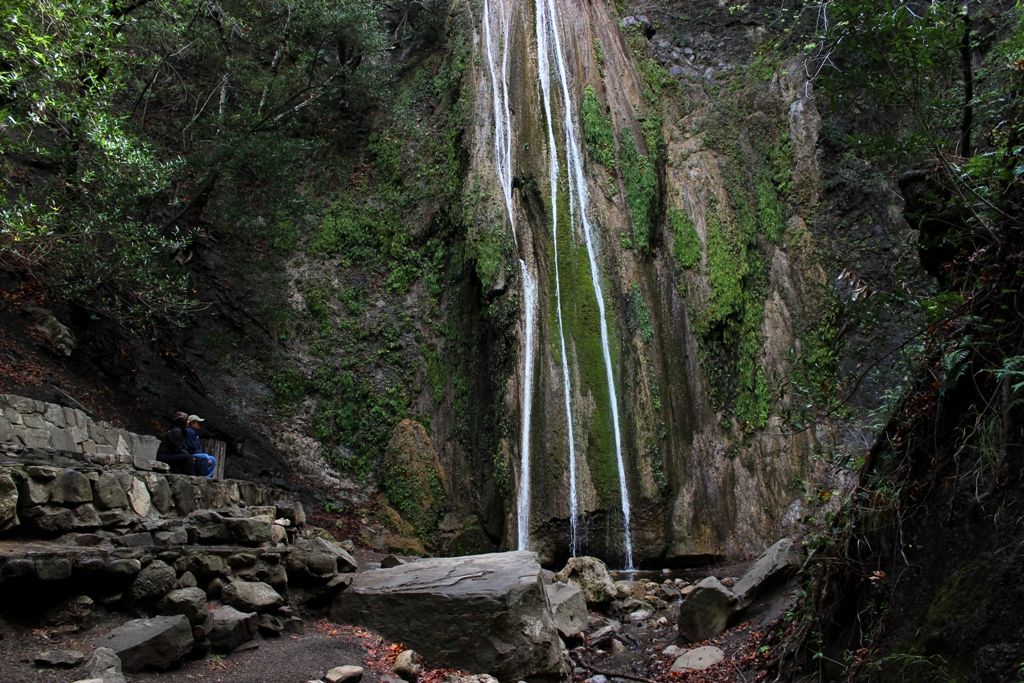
[193,452,217,478]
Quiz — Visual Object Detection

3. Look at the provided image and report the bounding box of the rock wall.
[0,393,160,465]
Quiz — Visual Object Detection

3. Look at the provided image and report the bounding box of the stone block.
[0,416,14,445]
[3,407,23,425]
[0,473,20,532]
[51,470,93,504]
[62,407,76,428]
[143,474,172,514]
[7,395,37,413]
[19,428,52,449]
[27,466,59,479]
[155,528,187,545]
[44,403,65,427]
[87,454,117,466]
[115,433,130,456]
[126,478,152,517]
[132,434,161,461]
[71,503,101,529]
[49,428,78,452]
[170,478,195,515]
[93,474,128,510]
[95,444,116,456]
[22,413,45,430]
[17,476,51,506]
[70,426,89,444]
[81,440,97,454]
[35,556,72,581]
[116,532,155,547]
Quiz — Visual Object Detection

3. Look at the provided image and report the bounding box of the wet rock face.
[331,551,569,682]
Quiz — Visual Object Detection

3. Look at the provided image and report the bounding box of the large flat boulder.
[330,552,568,682]
[97,615,193,672]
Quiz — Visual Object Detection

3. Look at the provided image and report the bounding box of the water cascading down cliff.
[481,0,635,569]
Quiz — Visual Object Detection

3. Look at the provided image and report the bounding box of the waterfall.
[535,0,635,569]
[483,0,635,567]
[483,0,539,551]
[534,0,580,556]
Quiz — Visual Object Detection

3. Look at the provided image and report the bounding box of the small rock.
[662,644,684,658]
[670,645,725,672]
[77,646,125,683]
[393,649,421,681]
[720,577,736,587]
[325,665,364,683]
[379,554,404,569]
[609,638,627,655]
[158,587,208,625]
[284,616,305,634]
[258,613,284,636]
[656,616,669,627]
[34,649,86,668]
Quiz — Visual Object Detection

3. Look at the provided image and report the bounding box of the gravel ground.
[0,614,395,683]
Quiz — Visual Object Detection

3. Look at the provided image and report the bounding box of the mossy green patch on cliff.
[546,173,621,505]
[621,129,658,253]
[582,85,617,170]
[627,283,654,344]
[669,206,701,269]
[688,64,801,430]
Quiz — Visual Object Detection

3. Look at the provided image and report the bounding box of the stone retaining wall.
[0,462,301,539]
[0,393,160,464]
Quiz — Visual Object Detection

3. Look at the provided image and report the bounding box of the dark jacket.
[157,425,190,458]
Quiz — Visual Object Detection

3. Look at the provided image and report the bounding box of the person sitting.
[156,411,195,475]
[185,414,217,479]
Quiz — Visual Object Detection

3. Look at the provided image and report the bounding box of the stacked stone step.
[0,460,295,539]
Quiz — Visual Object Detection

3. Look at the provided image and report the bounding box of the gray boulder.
[208,605,257,653]
[331,551,568,682]
[222,580,284,613]
[678,577,738,642]
[97,615,193,672]
[129,560,176,602]
[544,581,588,638]
[733,538,802,609]
[159,587,209,625]
[553,556,616,606]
